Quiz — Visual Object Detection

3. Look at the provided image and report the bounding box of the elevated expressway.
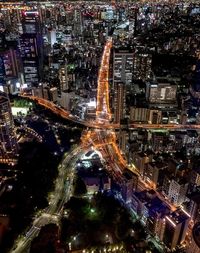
[20,94,200,131]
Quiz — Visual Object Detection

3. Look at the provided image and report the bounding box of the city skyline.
[0,1,200,253]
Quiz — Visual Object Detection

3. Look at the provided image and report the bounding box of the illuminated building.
[0,48,21,79]
[147,206,169,242]
[113,82,126,124]
[132,152,152,177]
[0,92,18,160]
[121,169,138,203]
[47,29,57,47]
[145,162,168,190]
[187,222,200,253]
[131,189,169,228]
[22,10,41,34]
[43,87,50,100]
[133,52,152,81]
[146,82,177,105]
[59,64,68,91]
[74,9,83,36]
[32,86,43,98]
[20,10,43,85]
[163,209,190,250]
[151,132,166,152]
[59,91,75,110]
[162,176,188,206]
[49,87,58,103]
[118,130,128,155]
[113,48,134,86]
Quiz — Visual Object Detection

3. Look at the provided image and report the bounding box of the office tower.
[0,48,21,79]
[145,162,168,190]
[113,82,126,124]
[47,29,57,47]
[167,178,188,206]
[22,10,41,34]
[0,92,18,160]
[146,199,170,241]
[118,130,128,155]
[49,87,58,103]
[133,52,152,81]
[113,48,134,86]
[19,10,43,86]
[132,152,151,177]
[74,9,83,36]
[151,132,166,152]
[59,64,69,91]
[146,82,177,104]
[163,209,190,250]
[187,222,200,253]
[121,169,138,203]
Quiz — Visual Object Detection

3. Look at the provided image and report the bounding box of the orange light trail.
[96,38,112,121]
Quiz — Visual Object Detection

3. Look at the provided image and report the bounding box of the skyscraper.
[113,48,134,86]
[163,209,190,250]
[113,82,126,124]
[0,92,18,160]
[19,10,43,86]
[133,52,152,81]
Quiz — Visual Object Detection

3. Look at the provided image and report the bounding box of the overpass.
[21,94,200,131]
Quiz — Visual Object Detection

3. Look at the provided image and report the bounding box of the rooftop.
[167,208,190,226]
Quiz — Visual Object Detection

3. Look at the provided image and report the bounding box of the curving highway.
[10,146,83,253]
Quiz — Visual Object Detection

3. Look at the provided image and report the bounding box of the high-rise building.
[132,152,152,177]
[19,10,43,86]
[0,92,18,160]
[22,10,41,34]
[59,64,69,91]
[145,162,168,190]
[163,209,190,250]
[121,169,138,203]
[0,48,21,79]
[118,130,129,155]
[113,82,126,123]
[113,48,134,86]
[133,52,152,81]
[167,178,188,206]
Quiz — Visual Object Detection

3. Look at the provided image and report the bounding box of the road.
[20,94,200,131]
[10,146,83,253]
